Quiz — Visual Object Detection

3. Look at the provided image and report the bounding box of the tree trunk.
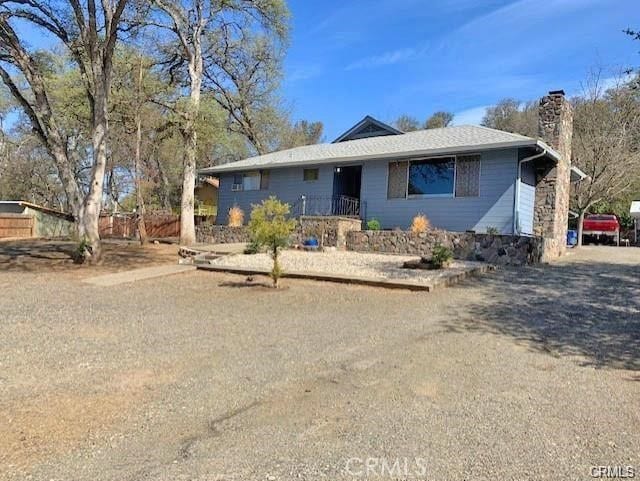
[51,147,84,238]
[153,154,173,212]
[180,121,197,245]
[134,58,148,245]
[179,57,203,246]
[135,111,148,245]
[272,250,279,288]
[82,84,109,263]
[577,210,586,247]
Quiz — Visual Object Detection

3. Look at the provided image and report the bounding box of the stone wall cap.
[300,215,361,222]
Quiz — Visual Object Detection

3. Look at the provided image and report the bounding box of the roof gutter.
[513,147,547,235]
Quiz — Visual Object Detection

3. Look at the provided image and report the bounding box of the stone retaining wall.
[196,224,251,244]
[346,230,545,266]
[296,216,362,250]
[197,222,549,265]
[196,216,362,250]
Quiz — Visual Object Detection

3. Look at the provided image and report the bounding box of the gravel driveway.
[0,244,638,480]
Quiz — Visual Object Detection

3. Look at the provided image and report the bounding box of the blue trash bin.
[567,230,578,246]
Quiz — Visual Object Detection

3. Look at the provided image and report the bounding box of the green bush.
[486,226,500,235]
[72,238,91,264]
[248,196,296,287]
[366,218,381,231]
[430,244,453,269]
[243,239,261,255]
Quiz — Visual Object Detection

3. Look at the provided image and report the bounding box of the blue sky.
[283,0,640,140]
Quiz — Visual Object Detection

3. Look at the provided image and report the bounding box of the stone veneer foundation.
[346,230,545,266]
[196,216,362,250]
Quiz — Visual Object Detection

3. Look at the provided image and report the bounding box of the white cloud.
[451,105,491,126]
[287,64,323,82]
[345,47,425,71]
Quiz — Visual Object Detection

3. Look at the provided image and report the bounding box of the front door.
[332,165,362,216]
[332,165,362,200]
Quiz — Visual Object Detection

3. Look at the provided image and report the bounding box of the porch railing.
[292,195,363,218]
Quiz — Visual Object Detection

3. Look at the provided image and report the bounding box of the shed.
[0,201,74,238]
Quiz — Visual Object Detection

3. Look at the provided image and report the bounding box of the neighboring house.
[0,201,74,238]
[194,176,219,216]
[200,91,585,251]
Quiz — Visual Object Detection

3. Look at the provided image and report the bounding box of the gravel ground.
[209,250,483,282]
[0,243,638,480]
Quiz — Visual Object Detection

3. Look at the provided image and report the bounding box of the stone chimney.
[533,90,573,258]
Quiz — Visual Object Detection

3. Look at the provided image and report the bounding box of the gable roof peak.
[333,115,404,143]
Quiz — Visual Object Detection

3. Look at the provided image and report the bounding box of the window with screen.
[387,161,408,199]
[455,154,480,197]
[242,172,261,191]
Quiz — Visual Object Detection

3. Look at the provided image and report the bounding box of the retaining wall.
[197,221,549,265]
[196,216,362,250]
[346,230,545,266]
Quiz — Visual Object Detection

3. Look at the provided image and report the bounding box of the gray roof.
[201,125,559,174]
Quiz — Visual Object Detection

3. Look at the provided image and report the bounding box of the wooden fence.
[0,214,34,238]
[99,214,180,239]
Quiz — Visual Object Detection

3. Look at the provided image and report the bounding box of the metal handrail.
[293,195,361,218]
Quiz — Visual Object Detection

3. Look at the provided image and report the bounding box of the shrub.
[248,197,296,287]
[72,238,91,264]
[366,218,381,231]
[486,226,500,235]
[430,244,453,269]
[410,213,431,233]
[243,239,261,255]
[228,205,244,227]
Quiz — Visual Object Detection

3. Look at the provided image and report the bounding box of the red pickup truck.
[582,214,620,246]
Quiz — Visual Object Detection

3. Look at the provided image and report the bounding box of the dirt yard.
[0,244,638,480]
[0,239,179,275]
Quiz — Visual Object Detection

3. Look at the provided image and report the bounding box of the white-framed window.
[232,171,267,191]
[303,168,319,182]
[242,172,260,191]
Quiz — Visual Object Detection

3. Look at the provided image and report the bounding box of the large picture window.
[408,157,455,196]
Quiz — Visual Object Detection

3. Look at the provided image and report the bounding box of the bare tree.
[0,15,84,228]
[394,114,420,132]
[205,30,286,155]
[572,71,640,245]
[425,111,454,129]
[277,119,323,149]
[481,99,538,137]
[0,0,129,262]
[147,0,288,244]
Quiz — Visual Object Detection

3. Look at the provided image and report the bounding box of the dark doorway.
[333,165,362,200]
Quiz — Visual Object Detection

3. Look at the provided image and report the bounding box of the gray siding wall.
[215,148,520,234]
[517,161,536,235]
[216,164,334,224]
[361,148,518,233]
